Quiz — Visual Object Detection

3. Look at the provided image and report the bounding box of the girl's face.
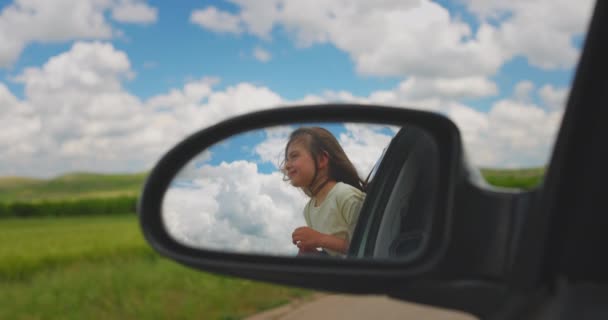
[285,141,317,188]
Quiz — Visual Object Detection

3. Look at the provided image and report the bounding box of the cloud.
[0,0,158,67]
[0,41,286,177]
[193,1,503,78]
[112,0,158,24]
[163,161,307,255]
[463,0,595,70]
[146,77,219,111]
[539,84,569,110]
[6,41,145,173]
[363,76,498,107]
[15,41,133,96]
[395,76,498,101]
[254,126,293,166]
[0,83,40,161]
[513,80,534,101]
[293,81,566,168]
[145,80,284,135]
[338,124,395,178]
[0,31,573,178]
[192,0,592,79]
[253,46,272,62]
[444,98,563,168]
[190,6,244,34]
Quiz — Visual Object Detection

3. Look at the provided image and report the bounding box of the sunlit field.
[0,173,146,202]
[0,169,543,319]
[0,215,309,320]
[481,167,545,189]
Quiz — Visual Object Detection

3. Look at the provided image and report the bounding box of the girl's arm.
[292,226,349,254]
[318,232,349,254]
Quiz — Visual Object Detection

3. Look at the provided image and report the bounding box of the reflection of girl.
[283,127,365,257]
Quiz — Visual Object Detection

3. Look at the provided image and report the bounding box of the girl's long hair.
[283,127,365,196]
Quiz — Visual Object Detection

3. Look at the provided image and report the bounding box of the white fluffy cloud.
[395,76,498,101]
[253,46,272,62]
[338,124,395,177]
[191,1,503,78]
[190,6,244,34]
[514,80,535,102]
[112,0,158,24]
[163,161,307,255]
[464,0,594,70]
[539,84,569,110]
[344,76,498,107]
[0,40,572,177]
[295,80,568,168]
[0,41,285,177]
[254,126,293,166]
[0,0,158,67]
[0,83,40,159]
[3,41,150,176]
[444,82,565,167]
[16,41,132,96]
[190,0,593,79]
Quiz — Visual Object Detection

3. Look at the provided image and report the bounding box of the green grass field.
[0,169,544,319]
[0,215,309,320]
[0,172,147,202]
[0,167,545,203]
[481,167,545,190]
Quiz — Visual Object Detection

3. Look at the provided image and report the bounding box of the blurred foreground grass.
[0,215,309,320]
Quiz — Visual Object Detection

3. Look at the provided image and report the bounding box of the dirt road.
[246,294,477,320]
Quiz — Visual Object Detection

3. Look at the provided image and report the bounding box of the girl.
[283,127,366,257]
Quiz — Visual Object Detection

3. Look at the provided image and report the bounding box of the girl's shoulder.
[333,182,365,200]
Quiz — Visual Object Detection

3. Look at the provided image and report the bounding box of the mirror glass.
[162,122,439,260]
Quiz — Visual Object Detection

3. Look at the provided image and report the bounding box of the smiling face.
[284,140,317,188]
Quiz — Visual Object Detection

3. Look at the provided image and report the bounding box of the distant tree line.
[0,196,137,218]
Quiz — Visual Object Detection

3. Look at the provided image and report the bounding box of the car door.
[350,125,439,261]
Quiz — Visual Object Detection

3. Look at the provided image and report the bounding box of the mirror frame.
[139,104,462,292]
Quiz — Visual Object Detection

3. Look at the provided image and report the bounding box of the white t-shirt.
[303,182,365,256]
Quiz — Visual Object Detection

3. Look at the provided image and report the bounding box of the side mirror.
[140,103,460,273]
[139,104,526,318]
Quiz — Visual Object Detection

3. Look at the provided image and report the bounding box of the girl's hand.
[292,226,324,250]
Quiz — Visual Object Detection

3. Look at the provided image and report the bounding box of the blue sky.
[0,0,596,177]
[3,1,402,100]
[194,122,395,173]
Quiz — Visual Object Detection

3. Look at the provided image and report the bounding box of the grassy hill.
[0,167,545,203]
[0,172,148,202]
[481,167,545,190]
